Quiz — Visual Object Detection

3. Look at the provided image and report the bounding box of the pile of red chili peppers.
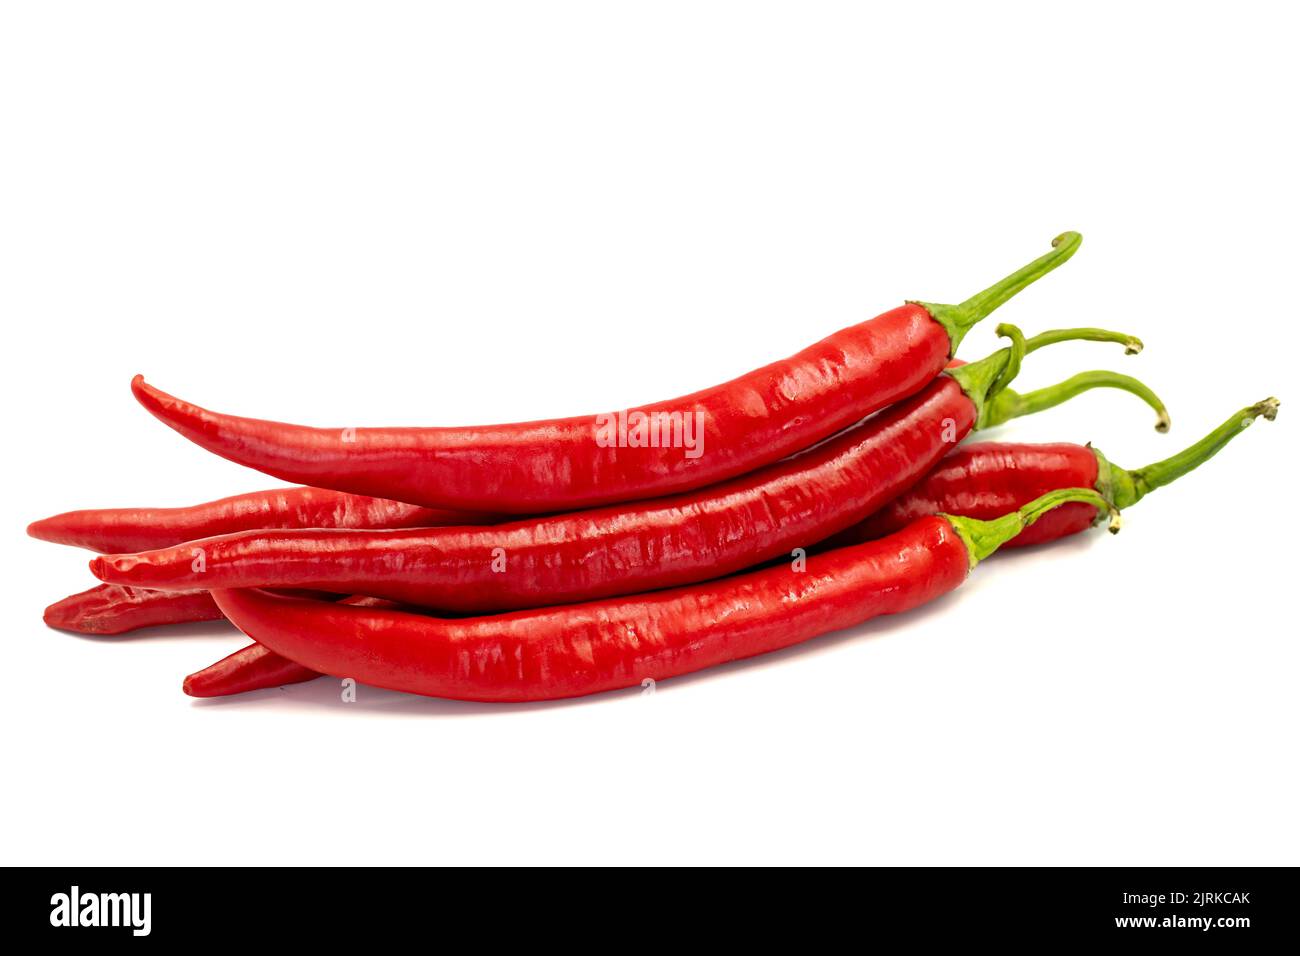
[29,233,1280,703]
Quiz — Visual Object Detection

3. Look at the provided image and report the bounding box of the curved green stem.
[983,370,1171,432]
[916,231,1082,354]
[1024,327,1143,356]
[990,323,1026,398]
[947,488,1120,568]
[946,325,1148,430]
[1098,397,1279,509]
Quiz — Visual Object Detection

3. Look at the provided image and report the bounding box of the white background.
[2,2,1296,866]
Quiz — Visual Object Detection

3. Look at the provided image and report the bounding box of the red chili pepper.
[28,486,492,554]
[832,397,1279,549]
[207,488,1118,702]
[95,329,1165,613]
[43,584,224,635]
[131,234,1081,513]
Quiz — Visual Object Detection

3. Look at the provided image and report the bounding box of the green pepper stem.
[1024,327,1143,355]
[990,323,1026,398]
[916,231,1082,353]
[1100,397,1280,509]
[983,370,1171,432]
[947,325,1153,431]
[947,487,1120,568]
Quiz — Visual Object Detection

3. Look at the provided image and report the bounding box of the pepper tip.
[42,603,68,630]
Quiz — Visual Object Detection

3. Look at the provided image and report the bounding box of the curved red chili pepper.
[833,397,1279,548]
[132,234,1081,513]
[207,489,1116,702]
[95,333,1163,613]
[28,486,493,554]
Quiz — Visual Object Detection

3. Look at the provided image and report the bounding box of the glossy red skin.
[132,305,952,513]
[28,486,490,554]
[211,516,971,702]
[96,376,977,612]
[830,442,1101,549]
[43,584,223,635]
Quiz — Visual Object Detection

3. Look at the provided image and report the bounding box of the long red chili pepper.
[28,486,491,554]
[94,328,1165,613]
[207,488,1119,702]
[830,397,1278,548]
[131,234,1081,513]
[44,584,224,635]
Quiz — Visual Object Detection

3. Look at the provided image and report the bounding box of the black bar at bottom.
[6,866,1295,945]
